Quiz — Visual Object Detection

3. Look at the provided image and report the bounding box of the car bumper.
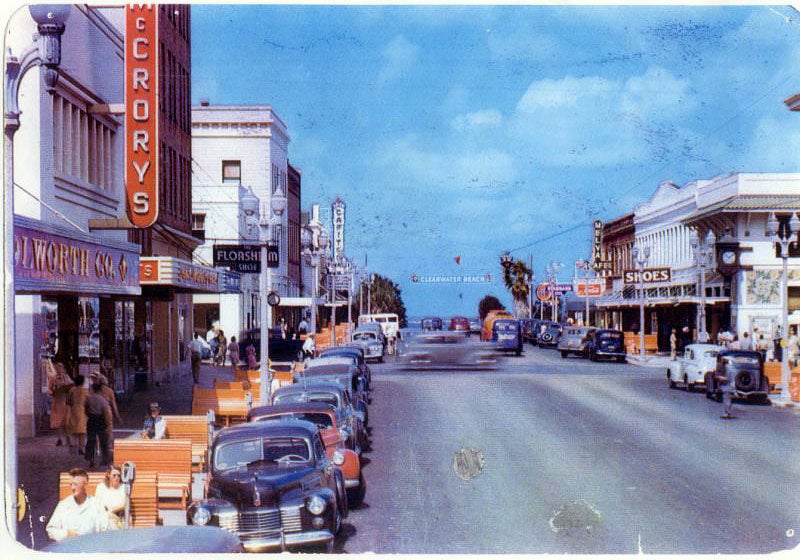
[240,530,334,552]
[344,478,361,489]
[594,350,625,358]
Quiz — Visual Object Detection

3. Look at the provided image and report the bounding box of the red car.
[449,316,470,332]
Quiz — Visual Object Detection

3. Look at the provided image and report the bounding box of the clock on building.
[715,231,740,277]
[721,249,736,265]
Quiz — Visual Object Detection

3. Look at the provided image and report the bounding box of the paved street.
[339,345,800,554]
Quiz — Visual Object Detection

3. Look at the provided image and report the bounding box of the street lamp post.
[547,261,562,322]
[631,245,650,359]
[500,251,514,315]
[5,5,70,539]
[767,212,800,403]
[302,227,329,338]
[690,230,715,342]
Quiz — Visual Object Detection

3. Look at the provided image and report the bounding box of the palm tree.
[501,258,532,318]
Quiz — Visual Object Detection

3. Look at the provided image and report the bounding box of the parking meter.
[121,461,135,529]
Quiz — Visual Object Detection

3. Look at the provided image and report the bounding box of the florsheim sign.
[213,244,279,273]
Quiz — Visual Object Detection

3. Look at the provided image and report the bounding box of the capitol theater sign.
[125,4,159,227]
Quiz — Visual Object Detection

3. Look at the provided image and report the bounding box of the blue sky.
[191,4,800,317]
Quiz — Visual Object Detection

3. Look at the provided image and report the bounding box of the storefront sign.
[139,257,221,292]
[536,283,552,301]
[592,220,603,264]
[125,5,159,227]
[332,197,345,262]
[574,279,604,297]
[623,268,672,284]
[219,270,242,293]
[212,244,278,273]
[13,217,140,295]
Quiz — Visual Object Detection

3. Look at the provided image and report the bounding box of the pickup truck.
[237,327,306,363]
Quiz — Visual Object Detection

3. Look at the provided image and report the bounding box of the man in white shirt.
[189,332,204,384]
[302,333,316,359]
[47,468,112,541]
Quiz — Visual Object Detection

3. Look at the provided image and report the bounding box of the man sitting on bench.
[141,402,167,440]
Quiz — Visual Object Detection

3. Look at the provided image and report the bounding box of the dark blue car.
[492,319,523,356]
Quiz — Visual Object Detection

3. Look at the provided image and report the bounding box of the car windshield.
[257,412,334,430]
[214,436,311,470]
[495,322,516,331]
[725,355,759,365]
[703,350,719,358]
[353,332,376,341]
[274,393,340,407]
[600,332,622,339]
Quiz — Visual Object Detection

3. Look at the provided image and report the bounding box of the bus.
[358,313,400,340]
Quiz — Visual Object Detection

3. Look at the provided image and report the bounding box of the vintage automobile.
[352,327,385,362]
[297,358,370,425]
[557,326,596,358]
[449,316,471,333]
[238,327,305,363]
[587,329,627,362]
[318,345,372,389]
[271,382,368,456]
[421,316,444,331]
[468,318,482,335]
[481,309,514,341]
[704,349,770,402]
[397,331,498,368]
[519,318,535,343]
[492,318,523,356]
[537,321,563,348]
[247,403,366,506]
[667,343,722,390]
[187,420,346,553]
[357,322,386,348]
[43,526,244,553]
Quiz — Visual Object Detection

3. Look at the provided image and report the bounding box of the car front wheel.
[667,370,676,389]
[684,375,690,392]
[560,351,568,358]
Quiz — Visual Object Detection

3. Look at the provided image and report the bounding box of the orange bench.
[59,470,158,527]
[191,386,252,426]
[624,332,659,355]
[161,415,212,473]
[114,439,192,510]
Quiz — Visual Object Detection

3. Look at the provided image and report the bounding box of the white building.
[191,103,296,339]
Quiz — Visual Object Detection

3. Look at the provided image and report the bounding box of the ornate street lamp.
[631,245,651,359]
[767,212,800,403]
[690,229,715,342]
[302,225,329,340]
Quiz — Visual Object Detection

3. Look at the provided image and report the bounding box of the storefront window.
[77,297,100,378]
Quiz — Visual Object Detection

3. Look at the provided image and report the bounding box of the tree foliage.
[354,274,408,327]
[502,258,533,318]
[478,295,505,321]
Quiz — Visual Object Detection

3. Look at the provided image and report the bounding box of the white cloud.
[451,109,503,132]
[378,35,419,85]
[509,67,695,167]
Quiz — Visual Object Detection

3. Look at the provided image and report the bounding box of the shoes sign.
[623,268,671,284]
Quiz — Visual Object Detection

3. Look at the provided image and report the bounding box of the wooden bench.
[191,386,251,426]
[161,415,212,473]
[59,470,158,527]
[213,380,247,391]
[114,439,192,510]
[624,332,659,355]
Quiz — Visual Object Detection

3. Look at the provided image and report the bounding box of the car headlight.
[332,449,345,465]
[307,495,326,515]
[192,506,212,526]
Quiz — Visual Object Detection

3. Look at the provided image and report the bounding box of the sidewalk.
[625,353,671,368]
[16,361,235,550]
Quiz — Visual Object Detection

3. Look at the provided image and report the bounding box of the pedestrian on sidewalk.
[93,372,121,453]
[669,329,678,360]
[46,467,112,541]
[228,336,240,373]
[246,344,258,370]
[84,379,112,467]
[741,331,753,351]
[214,330,227,366]
[65,375,88,456]
[190,332,203,384]
[141,402,167,440]
[302,333,316,359]
[47,360,73,449]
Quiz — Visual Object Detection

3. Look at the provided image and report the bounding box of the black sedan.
[187,420,347,552]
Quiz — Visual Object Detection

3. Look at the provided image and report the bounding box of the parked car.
[667,343,722,390]
[492,318,523,356]
[421,316,444,331]
[247,402,366,506]
[449,316,470,333]
[187,420,346,552]
[298,358,369,425]
[538,321,563,348]
[481,310,513,341]
[468,318,482,335]
[318,345,372,389]
[519,318,535,343]
[587,329,627,363]
[43,526,244,553]
[397,332,498,368]
[357,322,386,348]
[704,349,770,402]
[352,327,385,362]
[271,382,368,456]
[238,328,305,363]
[527,319,546,344]
[557,326,596,358]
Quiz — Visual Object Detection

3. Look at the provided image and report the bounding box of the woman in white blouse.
[94,464,127,528]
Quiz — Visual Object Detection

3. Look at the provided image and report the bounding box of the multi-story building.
[191,102,304,338]
[595,173,800,350]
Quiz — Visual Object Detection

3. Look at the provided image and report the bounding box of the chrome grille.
[218,506,303,542]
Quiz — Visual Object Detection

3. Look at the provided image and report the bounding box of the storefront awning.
[13,215,141,296]
[139,256,228,293]
[278,296,324,307]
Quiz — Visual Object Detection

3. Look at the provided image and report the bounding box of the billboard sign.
[125,5,159,228]
[332,197,345,262]
[574,279,604,297]
[592,220,603,264]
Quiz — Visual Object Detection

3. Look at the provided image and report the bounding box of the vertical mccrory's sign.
[125,5,158,228]
[332,197,345,262]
